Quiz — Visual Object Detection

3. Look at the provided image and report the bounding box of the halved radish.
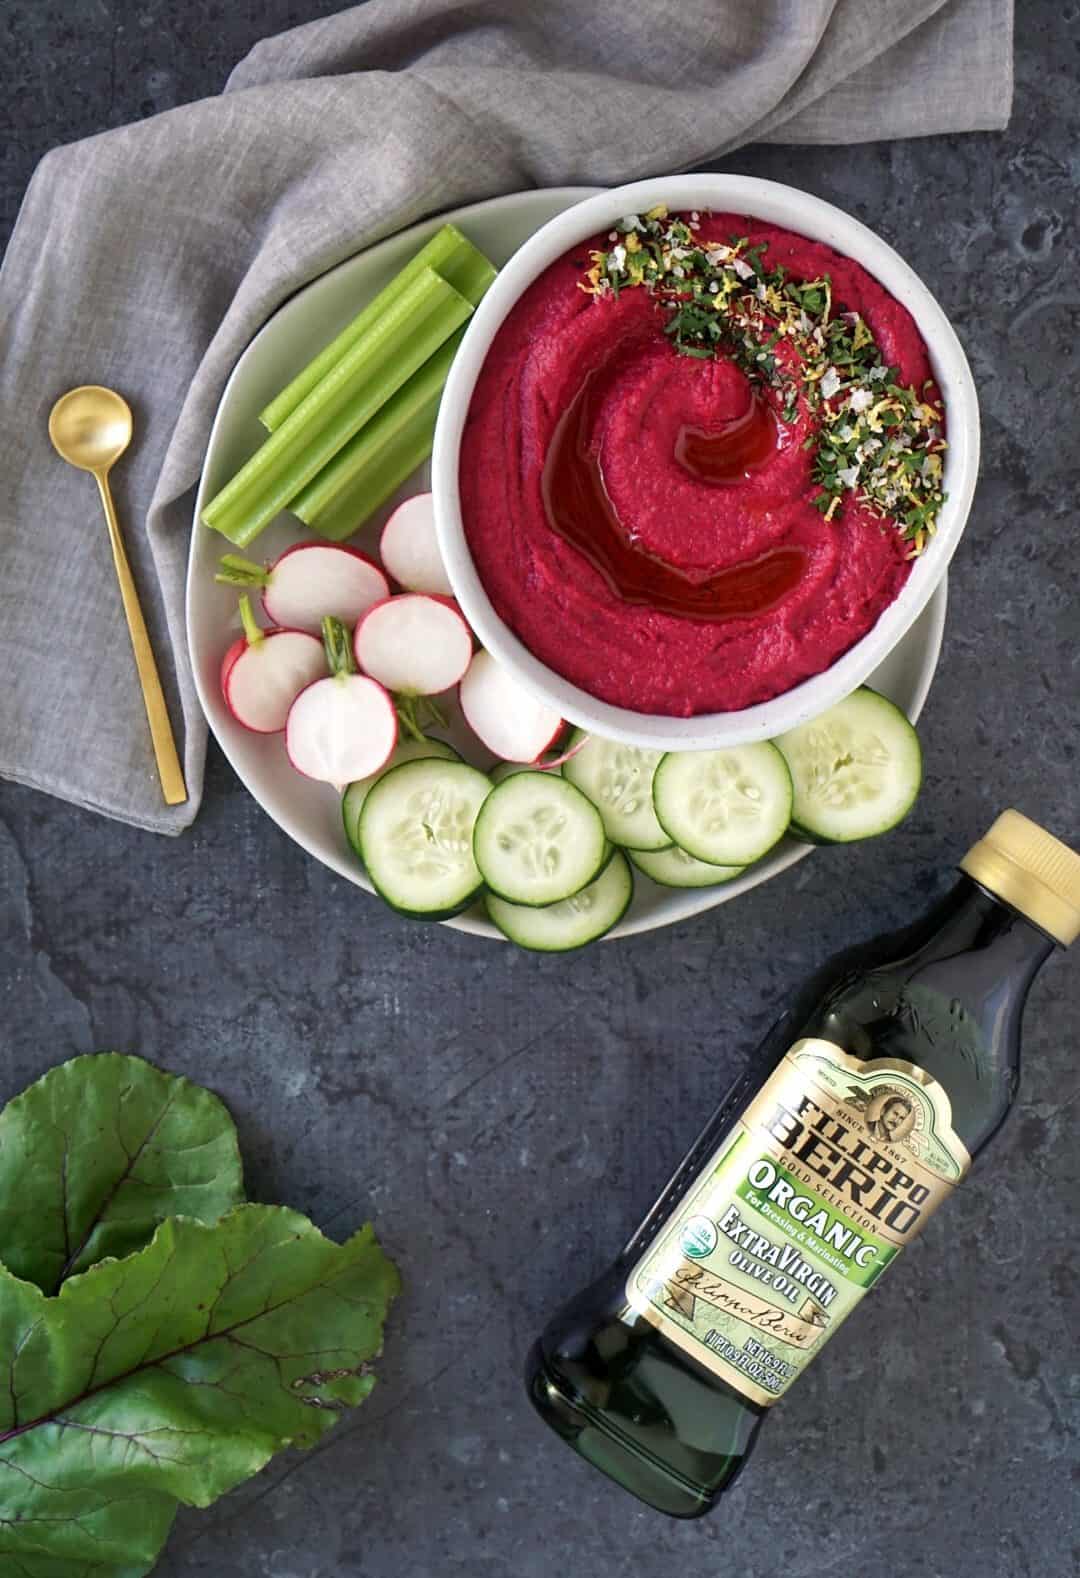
[285,617,398,785]
[379,493,453,597]
[354,594,472,696]
[217,543,388,632]
[221,595,325,735]
[536,735,590,771]
[459,649,563,764]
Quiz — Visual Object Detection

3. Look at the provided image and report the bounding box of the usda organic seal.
[680,1215,718,1259]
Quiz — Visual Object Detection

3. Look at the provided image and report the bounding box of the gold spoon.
[48,385,187,806]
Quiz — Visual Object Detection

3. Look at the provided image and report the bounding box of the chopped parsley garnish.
[581,205,946,553]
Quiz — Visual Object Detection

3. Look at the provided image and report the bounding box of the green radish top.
[321,615,356,678]
[238,593,264,647]
[217,554,271,589]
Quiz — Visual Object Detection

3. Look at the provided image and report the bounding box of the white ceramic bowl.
[433,173,979,751]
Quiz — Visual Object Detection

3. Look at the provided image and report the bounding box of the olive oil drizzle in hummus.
[541,369,807,620]
[582,207,947,555]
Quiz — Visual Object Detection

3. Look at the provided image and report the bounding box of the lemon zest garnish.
[866,398,901,432]
[852,316,873,352]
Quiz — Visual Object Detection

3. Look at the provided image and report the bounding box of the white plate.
[188,188,947,943]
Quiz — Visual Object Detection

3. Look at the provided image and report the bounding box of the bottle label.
[625,1039,971,1407]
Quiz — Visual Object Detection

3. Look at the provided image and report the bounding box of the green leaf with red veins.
[0,1206,400,1577]
[0,1054,244,1294]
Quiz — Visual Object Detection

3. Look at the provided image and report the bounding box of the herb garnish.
[583,206,946,553]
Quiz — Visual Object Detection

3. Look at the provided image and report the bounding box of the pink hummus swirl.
[459,213,936,717]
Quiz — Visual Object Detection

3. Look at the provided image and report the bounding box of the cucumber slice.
[774,687,922,844]
[486,851,633,951]
[473,771,607,906]
[342,737,460,857]
[360,758,492,918]
[562,729,671,851]
[629,845,744,889]
[652,743,793,866]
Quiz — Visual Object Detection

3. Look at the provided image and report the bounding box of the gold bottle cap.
[961,810,1080,946]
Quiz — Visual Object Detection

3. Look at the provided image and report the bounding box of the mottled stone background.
[1,5,1078,1576]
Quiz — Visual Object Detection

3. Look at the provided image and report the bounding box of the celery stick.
[201,267,471,548]
[293,330,464,542]
[259,225,496,432]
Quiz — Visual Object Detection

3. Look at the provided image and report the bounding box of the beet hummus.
[459,210,945,717]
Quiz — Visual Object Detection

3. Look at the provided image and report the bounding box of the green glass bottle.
[526,810,1080,1517]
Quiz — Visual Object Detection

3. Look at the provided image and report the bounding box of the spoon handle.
[94,471,188,806]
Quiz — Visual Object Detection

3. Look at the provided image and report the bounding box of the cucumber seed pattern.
[689,755,765,833]
[793,721,891,810]
[595,745,663,818]
[496,802,568,880]
[389,785,477,878]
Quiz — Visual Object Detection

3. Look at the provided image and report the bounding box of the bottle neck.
[899,875,1056,1155]
[924,874,1058,981]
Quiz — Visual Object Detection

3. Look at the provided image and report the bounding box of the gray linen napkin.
[0,0,1012,835]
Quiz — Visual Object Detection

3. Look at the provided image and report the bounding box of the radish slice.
[354,594,473,696]
[459,649,564,763]
[265,544,387,631]
[217,543,388,633]
[379,493,453,597]
[534,735,587,771]
[286,673,398,785]
[285,616,398,784]
[221,596,325,734]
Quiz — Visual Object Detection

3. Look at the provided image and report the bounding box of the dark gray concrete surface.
[1,5,1078,1576]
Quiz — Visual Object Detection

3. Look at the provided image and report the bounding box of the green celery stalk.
[292,329,464,541]
[259,224,496,432]
[201,267,472,548]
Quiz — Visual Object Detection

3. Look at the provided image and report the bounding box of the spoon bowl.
[48,385,133,474]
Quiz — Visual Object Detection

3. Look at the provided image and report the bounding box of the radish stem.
[201,267,473,548]
[422,696,449,731]
[321,616,356,678]
[238,594,263,647]
[216,554,270,588]
[259,225,495,432]
[396,696,427,744]
[395,696,448,744]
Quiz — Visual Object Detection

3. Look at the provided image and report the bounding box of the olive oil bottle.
[526,811,1080,1517]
